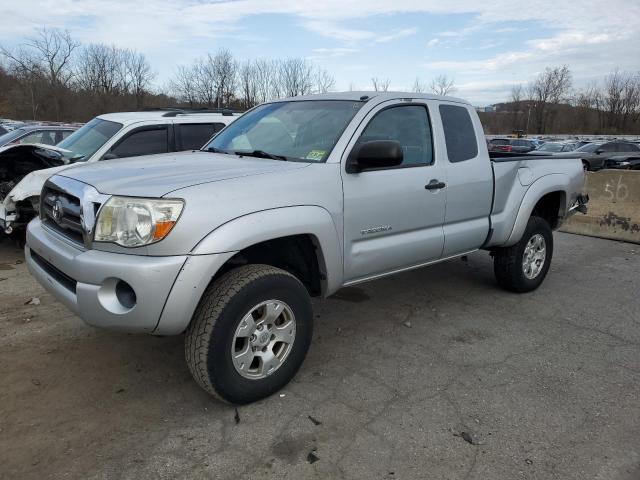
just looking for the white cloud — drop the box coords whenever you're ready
[308,47,359,59]
[374,27,418,43]
[1,0,639,105]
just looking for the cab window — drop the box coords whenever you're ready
[358,105,433,166]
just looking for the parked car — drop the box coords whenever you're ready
[529,141,580,154]
[508,138,538,153]
[0,124,78,148]
[573,141,640,170]
[25,92,587,404]
[487,137,512,152]
[1,109,240,234]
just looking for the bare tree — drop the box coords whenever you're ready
[430,74,455,96]
[509,84,524,130]
[212,49,237,107]
[238,60,259,109]
[412,78,426,93]
[527,65,572,133]
[315,68,335,94]
[275,58,314,97]
[371,77,390,92]
[122,50,154,109]
[169,65,198,106]
[1,27,79,119]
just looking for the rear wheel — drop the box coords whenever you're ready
[185,264,313,404]
[493,216,553,293]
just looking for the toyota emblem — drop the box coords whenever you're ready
[52,199,63,223]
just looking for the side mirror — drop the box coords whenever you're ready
[101,153,118,160]
[346,140,404,173]
[595,148,604,154]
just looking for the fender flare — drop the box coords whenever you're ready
[505,173,569,246]
[191,205,344,295]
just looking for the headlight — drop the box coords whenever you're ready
[94,196,184,247]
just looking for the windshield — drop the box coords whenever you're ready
[205,100,364,162]
[0,128,28,146]
[575,143,598,153]
[56,118,122,161]
[538,143,563,152]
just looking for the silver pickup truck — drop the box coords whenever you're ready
[25,92,588,404]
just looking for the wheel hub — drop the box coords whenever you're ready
[231,300,296,380]
[522,233,546,280]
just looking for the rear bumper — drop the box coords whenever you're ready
[26,218,235,334]
[567,194,589,216]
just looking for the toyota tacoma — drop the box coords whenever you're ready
[25,92,588,404]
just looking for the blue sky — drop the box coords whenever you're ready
[1,0,639,105]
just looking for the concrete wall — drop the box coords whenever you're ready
[561,170,640,244]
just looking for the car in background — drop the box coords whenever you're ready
[573,141,640,171]
[488,138,512,153]
[509,138,539,153]
[0,125,78,148]
[531,141,580,154]
[1,109,240,234]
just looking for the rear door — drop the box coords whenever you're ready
[341,100,446,283]
[438,103,493,256]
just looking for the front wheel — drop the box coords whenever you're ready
[185,264,313,404]
[493,216,553,293]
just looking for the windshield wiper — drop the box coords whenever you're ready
[205,146,231,154]
[233,150,290,161]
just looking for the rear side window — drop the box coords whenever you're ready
[618,143,639,152]
[178,123,225,150]
[359,105,433,166]
[439,104,478,163]
[19,130,58,145]
[108,127,168,159]
[599,143,616,153]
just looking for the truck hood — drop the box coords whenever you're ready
[57,151,311,197]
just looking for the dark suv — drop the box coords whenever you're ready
[574,141,640,170]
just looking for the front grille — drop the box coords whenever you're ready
[30,250,77,293]
[41,184,85,245]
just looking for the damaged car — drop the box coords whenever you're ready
[1,109,239,235]
[0,144,70,234]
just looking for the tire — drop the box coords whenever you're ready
[185,264,313,404]
[493,216,553,293]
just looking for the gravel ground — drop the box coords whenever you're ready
[0,232,638,480]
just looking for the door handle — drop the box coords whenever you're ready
[425,179,446,190]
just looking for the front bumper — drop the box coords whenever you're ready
[26,218,234,334]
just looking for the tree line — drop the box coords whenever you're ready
[1,28,639,134]
[481,66,640,134]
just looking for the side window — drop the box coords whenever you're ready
[599,143,616,153]
[358,105,433,166]
[107,127,168,159]
[19,130,57,145]
[439,104,478,162]
[178,123,225,150]
[58,130,74,142]
[618,143,638,152]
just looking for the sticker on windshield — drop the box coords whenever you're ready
[306,150,326,161]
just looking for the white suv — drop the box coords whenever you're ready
[1,109,240,233]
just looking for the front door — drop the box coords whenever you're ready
[341,101,447,283]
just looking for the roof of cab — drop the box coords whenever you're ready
[277,91,471,105]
